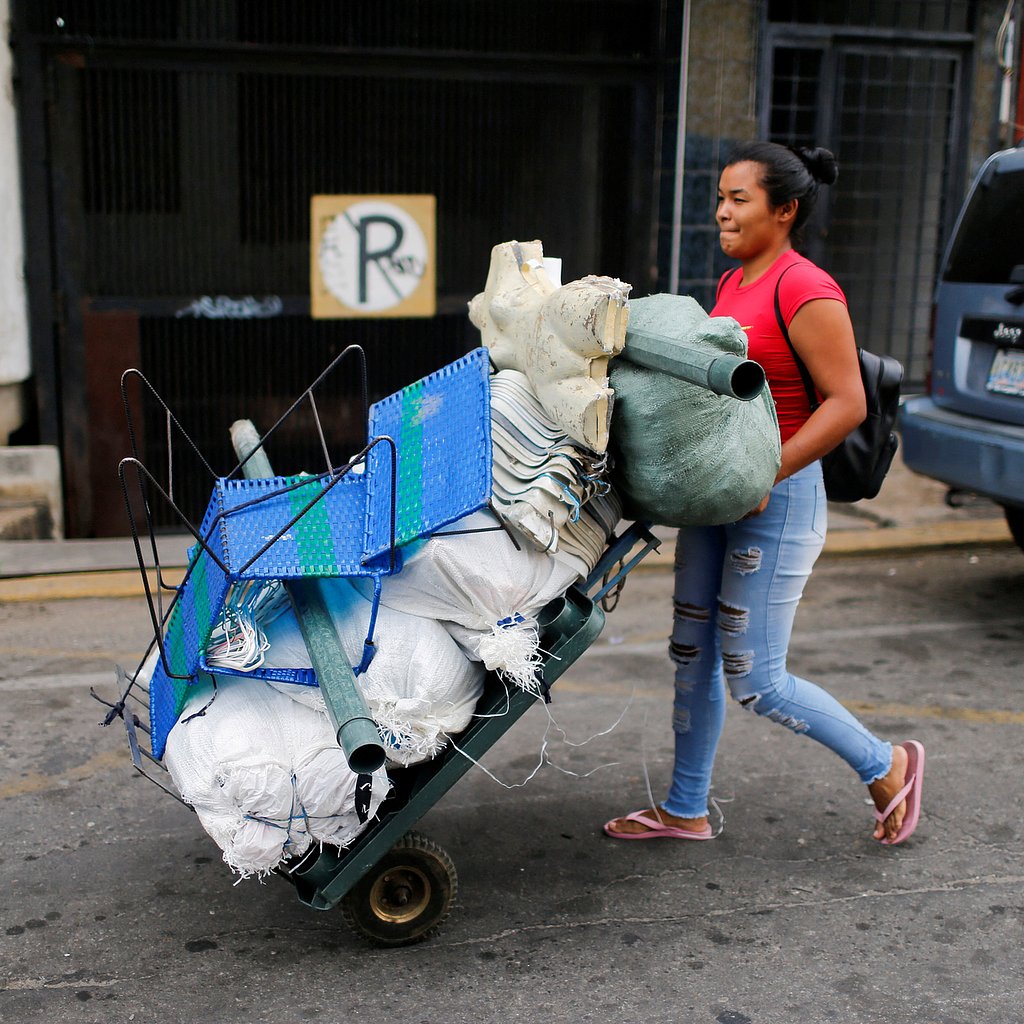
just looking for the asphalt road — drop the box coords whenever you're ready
[2,544,1023,1024]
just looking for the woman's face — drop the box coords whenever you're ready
[716,160,792,260]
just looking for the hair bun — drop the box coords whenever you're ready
[795,146,838,186]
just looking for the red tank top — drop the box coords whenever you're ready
[711,250,847,442]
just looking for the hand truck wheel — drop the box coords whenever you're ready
[340,830,458,947]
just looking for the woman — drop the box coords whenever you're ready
[604,142,924,846]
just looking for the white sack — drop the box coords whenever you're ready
[351,510,579,692]
[164,677,390,878]
[260,577,485,766]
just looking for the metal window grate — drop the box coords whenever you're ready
[82,69,181,214]
[769,48,824,142]
[769,43,961,386]
[236,0,660,55]
[28,0,662,56]
[76,67,641,299]
[30,0,179,39]
[766,0,972,32]
[138,314,480,529]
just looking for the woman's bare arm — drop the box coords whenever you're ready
[776,296,866,483]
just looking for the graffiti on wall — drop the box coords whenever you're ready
[176,295,284,319]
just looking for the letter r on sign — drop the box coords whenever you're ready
[357,215,405,305]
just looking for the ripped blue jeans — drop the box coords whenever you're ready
[663,461,892,819]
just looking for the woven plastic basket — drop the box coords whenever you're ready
[364,346,492,558]
[148,348,492,758]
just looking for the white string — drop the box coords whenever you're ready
[372,696,448,764]
[470,678,513,719]
[639,707,666,826]
[479,617,545,693]
[636,707,730,836]
[544,758,622,780]
[205,580,289,672]
[707,795,728,837]
[449,681,636,788]
[540,677,636,748]
[447,725,548,790]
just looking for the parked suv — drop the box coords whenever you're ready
[900,145,1024,551]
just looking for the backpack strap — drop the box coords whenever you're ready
[773,263,820,411]
[715,266,741,304]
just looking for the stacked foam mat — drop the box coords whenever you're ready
[489,370,622,578]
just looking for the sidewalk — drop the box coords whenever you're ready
[641,448,1012,569]
[0,449,1013,601]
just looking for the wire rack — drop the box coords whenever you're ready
[94,345,493,780]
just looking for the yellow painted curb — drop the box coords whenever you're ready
[0,567,185,603]
[0,519,1013,601]
[822,518,1013,556]
[631,517,1013,572]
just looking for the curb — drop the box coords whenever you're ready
[820,518,1013,556]
[0,567,186,603]
[632,517,1013,574]
[0,520,1013,602]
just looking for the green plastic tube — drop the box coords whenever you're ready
[230,420,386,775]
[621,328,765,401]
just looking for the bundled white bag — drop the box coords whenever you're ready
[259,577,485,765]
[164,677,390,878]
[351,509,579,692]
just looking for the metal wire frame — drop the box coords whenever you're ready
[99,344,395,774]
[120,342,370,485]
[91,664,190,805]
[116,342,372,635]
[117,433,398,676]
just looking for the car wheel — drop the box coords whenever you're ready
[1003,506,1024,553]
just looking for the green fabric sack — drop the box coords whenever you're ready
[608,294,782,527]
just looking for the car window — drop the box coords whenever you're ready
[943,165,1024,284]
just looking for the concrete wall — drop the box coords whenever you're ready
[669,0,1015,315]
[0,0,60,536]
[672,0,759,310]
[967,0,1019,184]
[0,0,30,444]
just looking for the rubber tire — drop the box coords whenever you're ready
[1005,506,1024,554]
[340,831,457,947]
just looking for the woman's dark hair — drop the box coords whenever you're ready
[725,141,838,245]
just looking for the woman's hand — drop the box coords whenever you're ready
[742,492,771,519]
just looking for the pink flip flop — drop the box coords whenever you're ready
[875,740,925,846]
[603,810,714,841]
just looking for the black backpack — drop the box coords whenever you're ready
[771,267,903,502]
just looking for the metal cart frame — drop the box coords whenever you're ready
[276,521,657,943]
[98,346,659,945]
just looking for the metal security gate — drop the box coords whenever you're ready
[764,2,974,387]
[13,1,667,536]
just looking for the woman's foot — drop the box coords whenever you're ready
[868,742,910,842]
[604,807,710,838]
